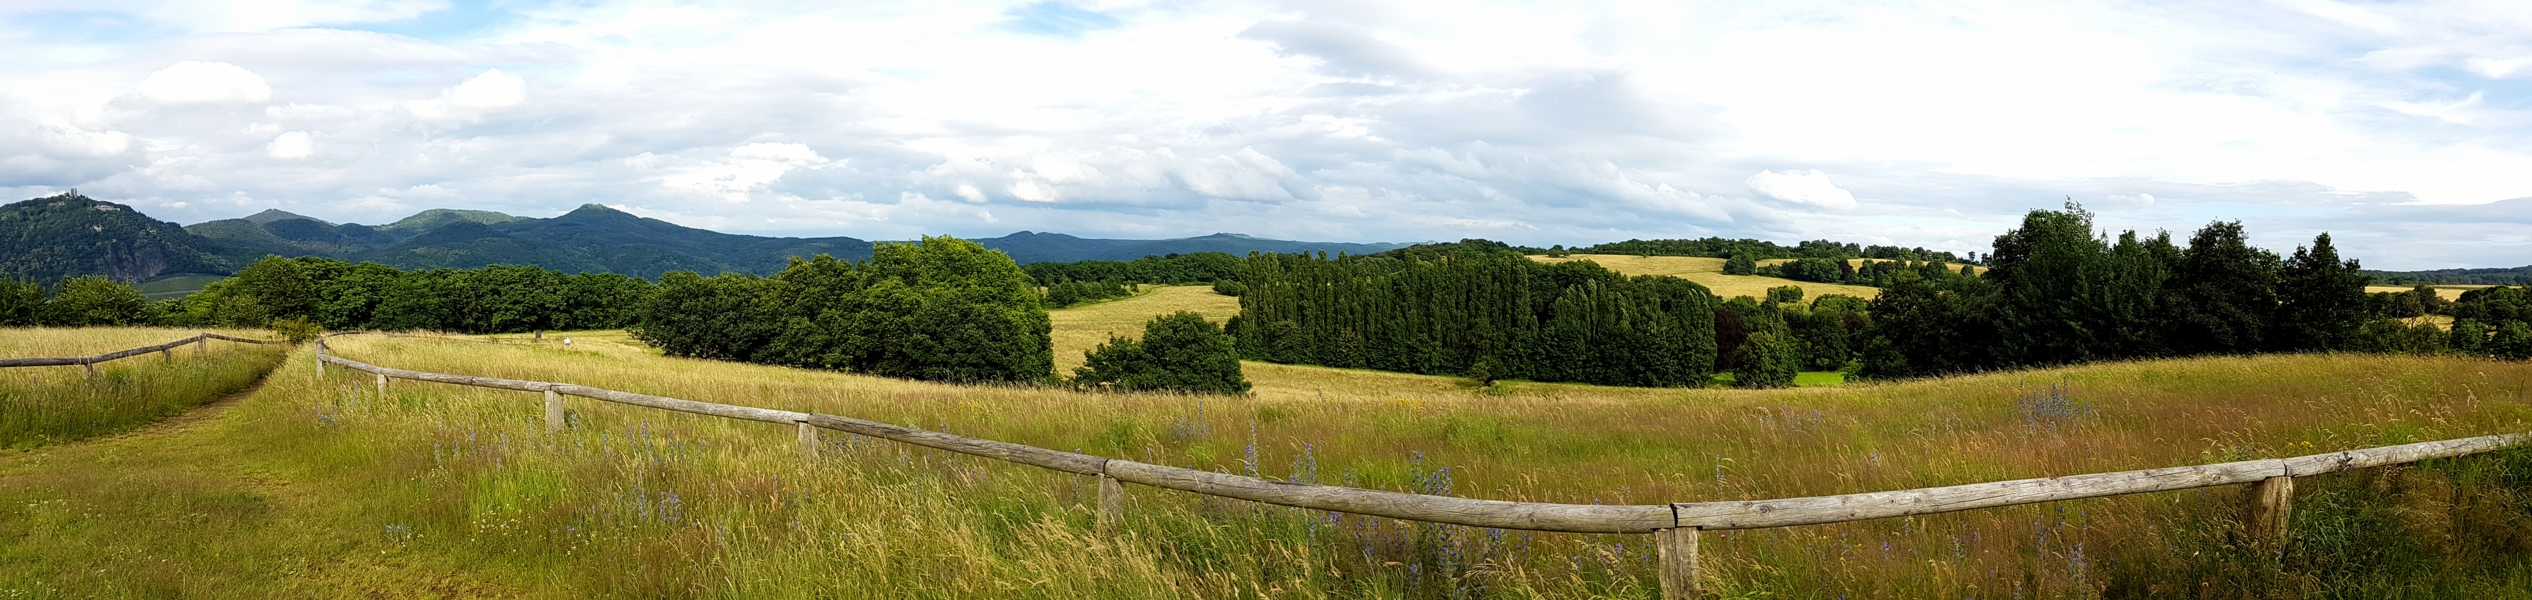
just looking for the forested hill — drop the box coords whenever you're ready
[2368,266,2532,286]
[965,231,1412,263]
[0,194,230,282]
[181,203,873,279]
[1,194,1420,284]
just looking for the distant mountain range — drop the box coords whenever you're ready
[0,194,1413,286]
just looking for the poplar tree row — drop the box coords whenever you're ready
[1226,249,1720,387]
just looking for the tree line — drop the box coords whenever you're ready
[0,258,653,333]
[1736,255,1975,288]
[1228,249,1719,387]
[1020,252,1241,286]
[1859,204,2389,378]
[1562,237,1972,265]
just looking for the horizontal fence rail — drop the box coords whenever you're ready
[0,332,290,373]
[314,335,2529,599]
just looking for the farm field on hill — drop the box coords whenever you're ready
[2365,285,2487,300]
[1529,254,1885,300]
[1047,285,1240,372]
[4,326,2530,598]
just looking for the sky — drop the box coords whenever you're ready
[2,0,2529,270]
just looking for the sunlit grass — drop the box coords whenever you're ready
[4,314,2532,597]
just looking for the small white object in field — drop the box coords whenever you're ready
[564,338,572,346]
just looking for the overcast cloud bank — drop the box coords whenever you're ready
[3,0,2529,269]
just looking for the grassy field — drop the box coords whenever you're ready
[4,312,2530,597]
[136,274,227,300]
[0,327,289,448]
[1530,254,1885,300]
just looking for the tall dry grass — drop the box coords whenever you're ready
[0,327,289,448]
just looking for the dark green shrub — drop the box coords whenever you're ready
[1072,311,1249,394]
[1211,280,1245,297]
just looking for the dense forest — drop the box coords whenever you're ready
[1228,248,1720,387]
[632,237,1055,383]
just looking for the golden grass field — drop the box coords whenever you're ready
[6,301,2532,597]
[1529,254,1887,300]
[1047,286,1241,373]
[2365,285,2490,301]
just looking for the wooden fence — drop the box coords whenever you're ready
[313,336,2527,598]
[0,332,291,378]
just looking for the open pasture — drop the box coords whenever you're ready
[1529,254,1885,300]
[5,321,2531,597]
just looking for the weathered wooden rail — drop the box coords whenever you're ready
[315,335,2527,598]
[0,332,291,377]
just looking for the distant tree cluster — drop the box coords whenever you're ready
[163,257,654,333]
[0,276,152,327]
[1567,237,1971,265]
[1758,257,1975,287]
[1858,205,2377,378]
[2367,266,2532,286]
[1021,252,1242,286]
[1043,280,1138,308]
[633,236,1054,383]
[1072,311,1249,394]
[2357,284,2532,359]
[1228,247,1719,387]
[2450,288,2532,359]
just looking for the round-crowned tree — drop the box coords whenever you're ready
[1072,311,1250,394]
[1732,330,1800,388]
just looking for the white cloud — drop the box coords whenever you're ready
[268,131,314,160]
[1745,169,1857,210]
[135,62,272,105]
[661,143,829,202]
[407,69,526,122]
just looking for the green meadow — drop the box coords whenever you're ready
[3,295,2530,597]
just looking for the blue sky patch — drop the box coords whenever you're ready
[999,2,1121,39]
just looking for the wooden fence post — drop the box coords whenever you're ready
[376,373,388,402]
[2249,476,2293,545]
[1658,527,1699,599]
[83,361,97,380]
[196,336,206,357]
[544,390,565,433]
[1097,474,1125,531]
[797,421,820,461]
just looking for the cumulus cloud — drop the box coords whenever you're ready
[268,131,314,160]
[135,62,272,105]
[1745,169,1857,210]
